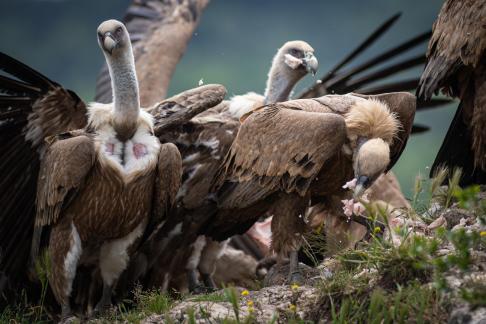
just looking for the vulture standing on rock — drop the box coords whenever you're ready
[143,40,318,292]
[0,19,225,316]
[418,0,486,185]
[207,92,416,283]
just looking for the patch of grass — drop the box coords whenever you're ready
[329,283,449,324]
[188,291,226,303]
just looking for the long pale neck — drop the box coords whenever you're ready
[263,53,303,104]
[106,48,140,140]
[263,69,296,104]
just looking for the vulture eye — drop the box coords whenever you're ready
[288,48,299,56]
[115,27,123,36]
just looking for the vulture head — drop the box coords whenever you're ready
[345,99,400,198]
[264,40,318,104]
[97,19,130,56]
[278,40,319,76]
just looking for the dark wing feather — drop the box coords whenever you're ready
[417,0,486,99]
[0,52,87,293]
[214,105,347,209]
[149,84,227,137]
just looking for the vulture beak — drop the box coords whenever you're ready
[353,175,370,199]
[303,52,318,76]
[102,32,117,55]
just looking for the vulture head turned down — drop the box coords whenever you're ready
[345,99,399,197]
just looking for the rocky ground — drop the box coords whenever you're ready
[3,178,486,323]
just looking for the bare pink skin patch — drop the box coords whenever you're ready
[133,143,148,159]
[106,143,115,155]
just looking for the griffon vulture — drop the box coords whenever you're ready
[418,0,486,185]
[206,92,415,283]
[0,19,226,315]
[142,40,318,292]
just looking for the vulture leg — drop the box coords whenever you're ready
[95,221,146,312]
[270,192,308,285]
[48,220,82,320]
[198,239,229,291]
[185,236,207,294]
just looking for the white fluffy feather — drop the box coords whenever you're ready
[228,92,264,119]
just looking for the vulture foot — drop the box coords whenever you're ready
[288,251,304,285]
[93,284,113,315]
[201,273,217,291]
[59,305,76,324]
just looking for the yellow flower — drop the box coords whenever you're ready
[291,283,300,290]
[247,300,254,307]
[289,304,297,312]
[374,226,381,233]
[248,306,254,313]
[241,289,250,296]
[480,231,486,237]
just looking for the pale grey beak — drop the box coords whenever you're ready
[102,32,117,54]
[353,175,370,199]
[303,52,318,76]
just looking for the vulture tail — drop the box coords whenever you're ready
[431,101,486,186]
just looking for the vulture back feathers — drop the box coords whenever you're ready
[417,0,486,184]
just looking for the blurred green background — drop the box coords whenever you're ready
[0,0,455,198]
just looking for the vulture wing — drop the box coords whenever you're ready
[149,84,227,137]
[215,105,347,205]
[0,52,87,291]
[417,0,486,99]
[148,143,182,237]
[35,133,95,227]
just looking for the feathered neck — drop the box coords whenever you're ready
[105,44,140,141]
[263,51,302,104]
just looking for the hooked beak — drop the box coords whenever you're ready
[353,175,370,199]
[303,52,318,76]
[102,32,117,55]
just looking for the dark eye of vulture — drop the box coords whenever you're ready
[288,48,304,58]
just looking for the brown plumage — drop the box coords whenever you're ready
[144,41,318,292]
[0,17,227,314]
[418,0,486,185]
[206,92,415,282]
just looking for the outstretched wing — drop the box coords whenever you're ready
[215,105,347,208]
[36,133,95,227]
[0,52,87,290]
[149,84,227,137]
[417,0,486,99]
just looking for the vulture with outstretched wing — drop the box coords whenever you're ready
[417,0,486,185]
[0,17,225,316]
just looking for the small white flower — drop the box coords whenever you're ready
[198,78,204,86]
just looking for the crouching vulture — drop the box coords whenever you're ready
[418,0,486,185]
[206,92,415,283]
[0,19,226,316]
[142,40,318,293]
